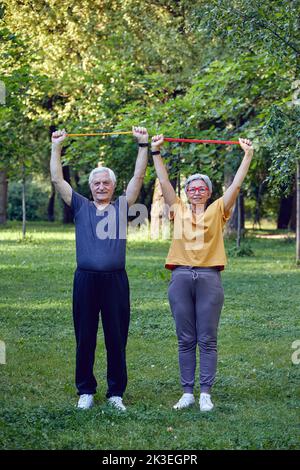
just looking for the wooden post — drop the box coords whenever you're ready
[22,164,26,240]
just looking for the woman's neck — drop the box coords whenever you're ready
[191,203,205,215]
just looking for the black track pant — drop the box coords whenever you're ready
[72,267,130,398]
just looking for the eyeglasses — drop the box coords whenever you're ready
[187,186,209,194]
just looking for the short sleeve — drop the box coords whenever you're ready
[219,196,232,223]
[71,190,88,216]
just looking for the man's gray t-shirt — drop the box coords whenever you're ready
[71,190,128,271]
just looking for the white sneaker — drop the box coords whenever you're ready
[108,396,127,412]
[199,393,214,412]
[77,394,94,409]
[173,393,195,410]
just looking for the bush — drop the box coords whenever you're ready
[8,180,51,221]
[228,242,255,257]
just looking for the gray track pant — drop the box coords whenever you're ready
[168,266,224,394]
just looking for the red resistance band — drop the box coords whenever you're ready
[164,138,239,145]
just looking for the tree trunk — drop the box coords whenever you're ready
[253,182,264,229]
[47,183,56,222]
[176,172,181,197]
[138,180,155,219]
[0,170,8,224]
[290,188,296,231]
[224,167,245,237]
[293,44,299,263]
[225,191,245,237]
[62,165,73,224]
[277,193,294,229]
[296,160,300,264]
[22,166,26,239]
[150,178,170,239]
[74,170,80,191]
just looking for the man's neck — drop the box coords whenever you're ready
[93,200,111,210]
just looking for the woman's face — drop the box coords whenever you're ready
[186,179,211,205]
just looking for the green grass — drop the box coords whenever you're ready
[0,221,299,450]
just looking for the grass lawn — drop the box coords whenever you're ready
[0,221,299,450]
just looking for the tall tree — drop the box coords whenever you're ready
[191,0,300,260]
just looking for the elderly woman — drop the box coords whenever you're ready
[151,135,253,412]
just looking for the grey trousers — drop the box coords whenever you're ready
[168,266,224,394]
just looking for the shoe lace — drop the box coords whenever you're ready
[111,396,120,403]
[178,394,193,406]
[201,394,211,405]
[179,397,188,406]
[111,396,124,407]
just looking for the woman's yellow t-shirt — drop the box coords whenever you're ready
[165,196,232,270]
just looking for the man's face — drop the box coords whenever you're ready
[90,172,115,204]
[186,179,211,205]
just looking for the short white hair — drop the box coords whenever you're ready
[184,173,212,193]
[88,167,116,186]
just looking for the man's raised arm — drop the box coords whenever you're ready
[125,126,149,207]
[50,129,72,207]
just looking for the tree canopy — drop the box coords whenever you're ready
[1,0,299,202]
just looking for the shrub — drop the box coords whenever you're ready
[8,180,51,221]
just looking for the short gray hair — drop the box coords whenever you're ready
[184,173,212,193]
[88,167,116,186]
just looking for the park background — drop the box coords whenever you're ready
[0,0,299,450]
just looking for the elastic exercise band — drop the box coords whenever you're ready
[66,131,132,137]
[66,132,239,145]
[164,138,239,145]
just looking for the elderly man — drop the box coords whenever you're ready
[50,126,149,411]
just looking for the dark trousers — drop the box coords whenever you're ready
[72,267,130,398]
